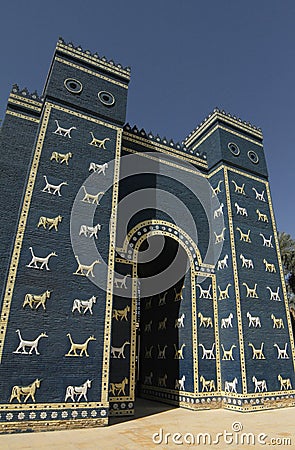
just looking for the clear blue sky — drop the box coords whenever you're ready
[0,1,294,236]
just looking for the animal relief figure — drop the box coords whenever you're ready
[266,286,281,301]
[158,374,168,387]
[111,341,130,359]
[13,329,48,355]
[65,334,96,357]
[73,256,101,277]
[23,290,51,311]
[256,209,269,223]
[114,274,130,289]
[145,346,153,359]
[263,259,276,273]
[89,162,108,175]
[144,320,152,332]
[224,377,238,393]
[200,375,215,392]
[50,151,73,165]
[174,344,185,359]
[26,247,57,270]
[112,305,130,321]
[211,180,223,197]
[213,203,224,218]
[158,292,167,306]
[72,296,97,315]
[65,379,92,402]
[197,284,212,299]
[236,227,251,243]
[252,376,267,393]
[221,313,233,328]
[89,132,110,149]
[221,344,236,360]
[198,343,216,360]
[217,254,228,270]
[53,120,76,138]
[174,285,185,301]
[175,375,186,391]
[231,180,246,195]
[248,342,265,360]
[259,233,273,248]
[271,314,284,329]
[274,343,289,359]
[158,317,167,330]
[246,311,261,328]
[198,312,213,328]
[240,254,254,269]
[109,377,129,396]
[42,175,68,196]
[218,283,231,300]
[242,282,258,298]
[175,313,185,328]
[81,186,104,205]
[157,345,167,359]
[252,187,266,202]
[79,223,101,239]
[214,227,226,244]
[144,372,153,385]
[10,379,42,403]
[278,374,292,390]
[38,215,63,231]
[235,202,248,216]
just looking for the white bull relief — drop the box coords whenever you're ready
[65,379,92,402]
[72,296,97,315]
[79,223,101,239]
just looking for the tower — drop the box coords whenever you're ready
[0,39,294,433]
[0,38,130,430]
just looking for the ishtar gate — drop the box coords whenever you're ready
[0,37,294,433]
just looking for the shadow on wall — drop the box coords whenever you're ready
[109,397,176,425]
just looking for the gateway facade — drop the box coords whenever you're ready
[0,38,294,432]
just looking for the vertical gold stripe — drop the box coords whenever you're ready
[265,182,295,371]
[224,167,247,393]
[212,275,221,391]
[0,104,51,362]
[102,129,123,404]
[191,269,198,393]
[130,262,138,400]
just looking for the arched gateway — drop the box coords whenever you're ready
[0,38,294,432]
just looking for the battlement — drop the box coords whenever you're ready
[184,107,263,148]
[6,84,43,117]
[10,84,43,103]
[123,123,208,166]
[56,37,131,81]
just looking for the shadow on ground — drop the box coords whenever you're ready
[109,397,177,425]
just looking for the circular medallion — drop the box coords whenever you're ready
[64,78,83,94]
[98,91,115,106]
[228,142,240,156]
[247,150,259,164]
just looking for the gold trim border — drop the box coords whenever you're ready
[6,110,40,123]
[55,57,128,89]
[57,42,130,80]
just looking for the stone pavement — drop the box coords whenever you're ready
[0,399,294,449]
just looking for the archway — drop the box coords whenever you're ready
[129,221,202,406]
[109,220,219,416]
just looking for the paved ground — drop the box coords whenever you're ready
[0,399,294,449]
